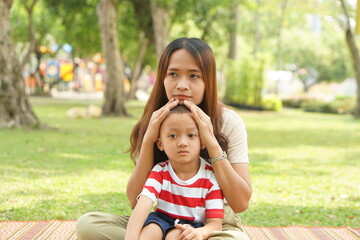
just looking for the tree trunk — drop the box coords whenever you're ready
[129,35,148,100]
[150,0,169,60]
[339,0,360,117]
[228,1,239,60]
[97,0,127,116]
[21,0,37,71]
[0,0,40,128]
[345,29,360,117]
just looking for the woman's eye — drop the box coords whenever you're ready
[169,72,177,77]
[169,134,177,138]
[190,74,200,79]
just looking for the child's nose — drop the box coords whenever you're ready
[177,136,188,147]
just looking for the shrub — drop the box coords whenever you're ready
[282,98,304,108]
[224,55,268,108]
[262,95,283,112]
[301,97,355,114]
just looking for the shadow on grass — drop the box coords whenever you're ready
[241,203,360,227]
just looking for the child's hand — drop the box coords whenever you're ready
[175,224,204,240]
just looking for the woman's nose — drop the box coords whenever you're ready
[176,77,189,90]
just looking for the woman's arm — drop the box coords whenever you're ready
[124,196,154,240]
[208,145,252,213]
[126,99,179,209]
[184,100,252,213]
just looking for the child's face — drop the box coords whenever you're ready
[164,49,205,105]
[157,113,202,164]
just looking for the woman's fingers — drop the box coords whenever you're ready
[183,100,216,149]
[159,98,178,117]
[155,98,178,118]
[183,100,206,122]
[145,99,179,142]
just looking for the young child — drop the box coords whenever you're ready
[125,105,224,240]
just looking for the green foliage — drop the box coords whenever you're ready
[301,97,356,115]
[9,0,357,86]
[171,0,234,44]
[282,98,304,108]
[262,95,283,112]
[11,0,65,48]
[224,54,267,108]
[44,0,102,56]
[281,29,353,82]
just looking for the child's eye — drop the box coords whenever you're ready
[188,133,197,138]
[169,134,177,138]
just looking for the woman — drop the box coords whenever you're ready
[76,37,252,240]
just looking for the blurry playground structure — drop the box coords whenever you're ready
[23,51,156,101]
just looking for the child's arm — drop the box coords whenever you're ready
[175,218,222,240]
[124,196,154,240]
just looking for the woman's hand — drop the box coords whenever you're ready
[183,100,217,149]
[144,98,179,143]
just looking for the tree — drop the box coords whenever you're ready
[97,0,127,116]
[339,0,360,118]
[150,0,170,60]
[128,0,154,100]
[0,0,40,128]
[228,0,239,60]
[20,0,38,71]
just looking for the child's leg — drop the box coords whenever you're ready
[165,228,182,240]
[139,223,163,240]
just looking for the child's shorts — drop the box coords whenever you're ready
[143,211,204,238]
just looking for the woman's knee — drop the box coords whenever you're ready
[76,212,102,239]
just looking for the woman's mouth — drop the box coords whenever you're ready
[173,95,191,101]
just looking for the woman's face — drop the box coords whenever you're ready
[164,49,205,105]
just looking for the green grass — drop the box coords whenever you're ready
[0,97,359,228]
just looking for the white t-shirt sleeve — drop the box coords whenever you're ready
[221,108,249,164]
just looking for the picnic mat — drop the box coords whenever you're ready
[0,220,359,240]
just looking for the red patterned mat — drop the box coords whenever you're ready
[243,225,360,240]
[0,220,359,240]
[0,221,76,240]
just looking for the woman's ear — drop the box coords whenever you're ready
[157,138,164,151]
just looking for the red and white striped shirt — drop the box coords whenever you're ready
[139,158,224,223]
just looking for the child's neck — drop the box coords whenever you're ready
[171,160,201,181]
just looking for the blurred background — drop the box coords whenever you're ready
[3,0,359,119]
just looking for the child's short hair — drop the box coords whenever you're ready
[168,105,191,114]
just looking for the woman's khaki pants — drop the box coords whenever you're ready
[76,204,250,240]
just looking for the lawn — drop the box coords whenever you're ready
[0,97,359,228]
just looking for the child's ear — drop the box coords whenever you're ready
[157,138,164,151]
